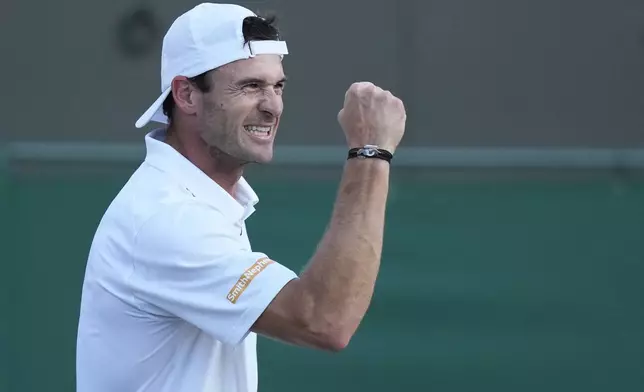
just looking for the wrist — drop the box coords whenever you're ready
[344,155,390,176]
[346,145,394,163]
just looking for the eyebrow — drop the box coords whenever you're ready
[236,76,288,86]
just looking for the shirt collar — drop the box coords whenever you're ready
[143,129,259,221]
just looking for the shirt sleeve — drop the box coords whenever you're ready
[129,200,298,345]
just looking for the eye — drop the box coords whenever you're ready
[274,82,285,94]
[243,82,261,91]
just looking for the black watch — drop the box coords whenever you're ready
[347,145,393,163]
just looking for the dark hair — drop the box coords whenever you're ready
[162,15,281,124]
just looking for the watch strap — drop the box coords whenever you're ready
[347,145,393,163]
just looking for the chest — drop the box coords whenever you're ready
[232,219,252,250]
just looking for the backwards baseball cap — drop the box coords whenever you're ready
[135,3,289,128]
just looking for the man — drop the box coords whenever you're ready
[76,2,406,392]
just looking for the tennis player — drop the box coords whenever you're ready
[75,3,406,391]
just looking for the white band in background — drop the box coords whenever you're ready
[5,143,644,168]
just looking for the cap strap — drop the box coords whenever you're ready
[248,40,288,57]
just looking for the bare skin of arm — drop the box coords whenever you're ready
[251,82,406,351]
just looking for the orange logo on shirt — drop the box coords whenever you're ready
[227,257,274,304]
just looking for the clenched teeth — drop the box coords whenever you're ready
[244,125,271,135]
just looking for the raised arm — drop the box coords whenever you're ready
[251,82,407,351]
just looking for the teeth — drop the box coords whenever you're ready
[244,125,271,135]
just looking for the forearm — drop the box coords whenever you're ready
[298,158,390,343]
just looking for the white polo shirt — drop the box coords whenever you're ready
[76,129,298,392]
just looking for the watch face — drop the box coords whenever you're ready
[358,148,377,157]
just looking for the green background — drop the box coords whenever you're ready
[2,162,643,391]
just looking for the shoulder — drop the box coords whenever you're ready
[102,162,209,234]
[133,199,241,263]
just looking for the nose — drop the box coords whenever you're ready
[258,87,283,120]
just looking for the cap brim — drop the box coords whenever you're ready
[135,87,172,128]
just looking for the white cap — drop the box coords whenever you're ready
[135,3,289,128]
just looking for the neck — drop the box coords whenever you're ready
[165,126,244,196]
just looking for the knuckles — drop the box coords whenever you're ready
[345,82,405,112]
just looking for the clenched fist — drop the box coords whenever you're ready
[338,82,406,154]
